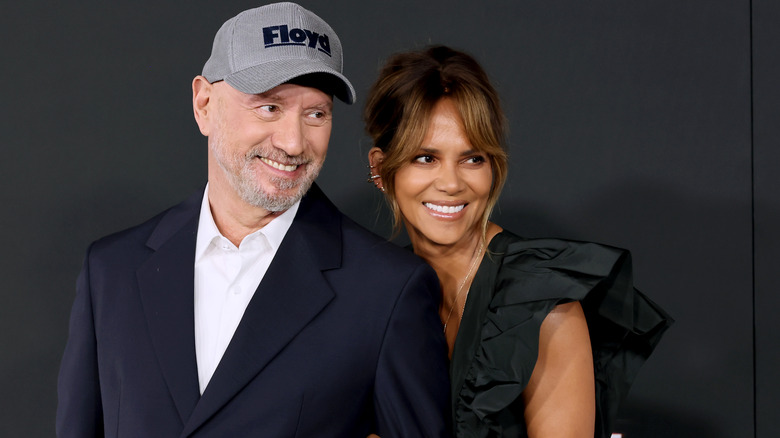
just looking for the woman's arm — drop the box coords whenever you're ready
[522,301,595,438]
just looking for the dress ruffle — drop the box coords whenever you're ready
[450,231,673,437]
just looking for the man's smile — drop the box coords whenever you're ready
[260,157,300,172]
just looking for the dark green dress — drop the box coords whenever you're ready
[449,231,673,437]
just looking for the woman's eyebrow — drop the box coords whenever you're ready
[418,147,480,157]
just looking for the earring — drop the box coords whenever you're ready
[366,165,385,192]
[366,165,380,183]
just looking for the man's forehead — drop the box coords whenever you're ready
[249,83,334,105]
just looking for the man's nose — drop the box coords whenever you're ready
[271,116,306,156]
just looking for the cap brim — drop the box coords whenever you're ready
[224,59,356,104]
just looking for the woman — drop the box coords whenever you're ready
[364,46,672,437]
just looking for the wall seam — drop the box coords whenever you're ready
[750,0,757,437]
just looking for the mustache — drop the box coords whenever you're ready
[247,147,311,166]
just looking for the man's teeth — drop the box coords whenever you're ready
[261,158,298,172]
[424,203,465,214]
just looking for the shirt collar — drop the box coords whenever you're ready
[195,184,299,261]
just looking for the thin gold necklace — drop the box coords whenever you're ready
[442,240,484,334]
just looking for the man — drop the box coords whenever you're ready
[57,3,451,437]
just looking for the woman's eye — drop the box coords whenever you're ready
[413,155,435,164]
[465,155,486,164]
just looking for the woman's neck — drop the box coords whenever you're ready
[410,222,503,355]
[410,222,501,291]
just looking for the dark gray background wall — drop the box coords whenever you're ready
[1,1,776,437]
[753,0,780,437]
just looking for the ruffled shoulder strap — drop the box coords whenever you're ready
[450,231,673,437]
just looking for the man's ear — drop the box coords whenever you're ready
[192,76,213,136]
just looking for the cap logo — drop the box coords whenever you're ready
[262,25,332,57]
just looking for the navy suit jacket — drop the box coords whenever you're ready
[57,184,451,437]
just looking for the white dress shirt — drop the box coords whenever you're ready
[193,185,298,394]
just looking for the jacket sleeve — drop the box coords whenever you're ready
[56,246,104,437]
[373,263,452,437]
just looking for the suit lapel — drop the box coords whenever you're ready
[136,192,203,426]
[181,184,341,436]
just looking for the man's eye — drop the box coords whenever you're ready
[304,110,331,125]
[260,105,279,113]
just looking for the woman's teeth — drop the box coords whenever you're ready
[424,203,465,214]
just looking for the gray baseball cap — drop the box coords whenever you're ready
[202,2,356,104]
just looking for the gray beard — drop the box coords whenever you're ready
[210,136,321,212]
[230,161,318,212]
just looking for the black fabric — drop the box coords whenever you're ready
[450,230,673,437]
